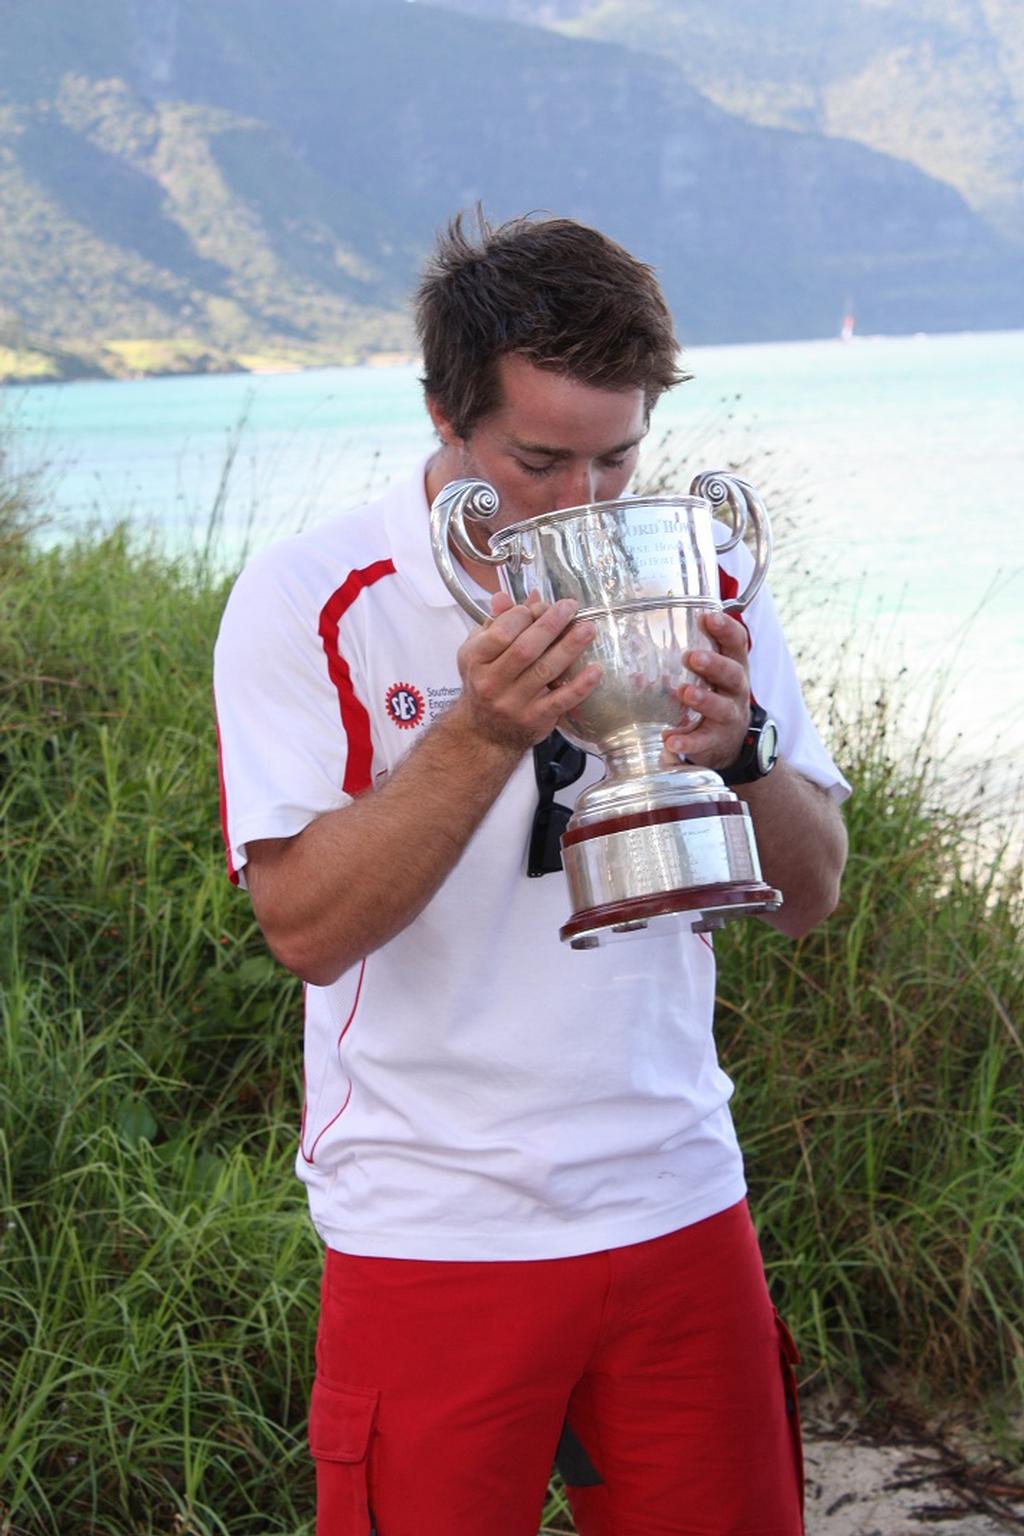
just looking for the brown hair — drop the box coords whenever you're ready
[415,210,687,438]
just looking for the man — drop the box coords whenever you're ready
[214,212,849,1536]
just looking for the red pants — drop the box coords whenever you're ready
[310,1199,803,1535]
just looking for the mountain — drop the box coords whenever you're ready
[1,0,1022,381]
[433,0,1024,249]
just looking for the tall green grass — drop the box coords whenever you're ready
[716,684,1023,1409]
[1,498,318,1533]
[1,476,1021,1533]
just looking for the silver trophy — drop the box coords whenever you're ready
[430,474,782,947]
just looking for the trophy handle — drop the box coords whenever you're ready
[429,478,507,624]
[689,472,773,614]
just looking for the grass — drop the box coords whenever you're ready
[0,343,105,387]
[100,339,245,379]
[0,348,68,385]
[0,335,347,387]
[0,448,1021,1533]
[716,683,1024,1409]
[1,479,317,1532]
[100,340,341,380]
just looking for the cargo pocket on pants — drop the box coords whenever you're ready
[308,1377,379,1535]
[773,1310,805,1521]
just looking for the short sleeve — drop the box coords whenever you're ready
[718,537,851,803]
[213,551,356,885]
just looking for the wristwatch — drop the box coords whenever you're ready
[720,703,779,786]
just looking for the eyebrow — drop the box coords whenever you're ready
[509,434,644,459]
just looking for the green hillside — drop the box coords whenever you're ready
[0,61,416,374]
[1,0,1022,382]
[439,0,1024,249]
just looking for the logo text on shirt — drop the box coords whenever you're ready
[427,685,461,721]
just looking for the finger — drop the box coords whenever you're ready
[682,647,748,698]
[469,599,567,664]
[479,598,583,676]
[678,684,739,725]
[701,608,749,661]
[663,720,734,761]
[664,699,746,762]
[489,623,601,724]
[539,663,604,730]
[523,619,598,691]
[485,590,548,630]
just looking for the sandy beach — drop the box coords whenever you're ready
[802,1396,1023,1536]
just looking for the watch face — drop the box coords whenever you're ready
[757,718,779,774]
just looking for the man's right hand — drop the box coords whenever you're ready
[453,593,602,750]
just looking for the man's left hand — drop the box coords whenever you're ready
[663,610,751,771]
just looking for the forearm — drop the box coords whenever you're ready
[246,706,521,985]
[736,761,848,937]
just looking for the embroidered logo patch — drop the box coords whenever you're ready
[385,682,425,730]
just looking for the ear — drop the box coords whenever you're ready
[426,395,460,447]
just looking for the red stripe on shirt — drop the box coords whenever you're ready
[318,559,396,796]
[300,959,366,1165]
[718,563,756,703]
[717,564,752,647]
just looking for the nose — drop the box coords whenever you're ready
[553,462,598,511]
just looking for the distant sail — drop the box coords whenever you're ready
[840,299,855,342]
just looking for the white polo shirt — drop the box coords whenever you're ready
[214,461,849,1261]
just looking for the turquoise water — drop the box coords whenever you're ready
[8,330,1024,793]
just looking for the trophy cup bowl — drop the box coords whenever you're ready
[429,473,783,947]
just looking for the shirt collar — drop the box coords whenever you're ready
[384,455,459,609]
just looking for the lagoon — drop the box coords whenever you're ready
[8,328,1024,800]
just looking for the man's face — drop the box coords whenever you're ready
[434,354,647,537]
